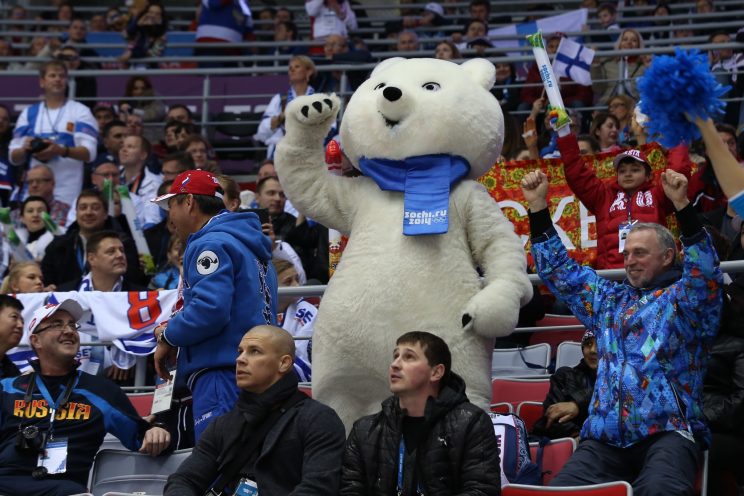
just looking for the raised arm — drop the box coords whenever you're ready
[522,170,612,327]
[275,94,362,234]
[556,131,610,214]
[662,169,723,338]
[693,116,744,214]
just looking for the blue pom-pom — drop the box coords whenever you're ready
[638,48,730,148]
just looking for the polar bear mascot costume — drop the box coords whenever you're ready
[275,57,532,428]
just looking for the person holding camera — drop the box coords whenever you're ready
[9,60,98,207]
[0,298,170,496]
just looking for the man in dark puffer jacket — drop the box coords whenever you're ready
[532,330,598,439]
[341,331,501,495]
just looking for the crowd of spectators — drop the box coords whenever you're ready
[0,0,743,494]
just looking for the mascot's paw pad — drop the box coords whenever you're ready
[296,96,336,125]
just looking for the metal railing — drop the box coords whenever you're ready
[66,258,744,389]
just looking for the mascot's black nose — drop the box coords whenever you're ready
[383,86,402,102]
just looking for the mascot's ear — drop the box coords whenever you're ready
[461,58,496,91]
[371,57,406,77]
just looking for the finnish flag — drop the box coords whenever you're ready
[553,37,595,86]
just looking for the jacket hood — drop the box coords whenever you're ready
[190,210,273,262]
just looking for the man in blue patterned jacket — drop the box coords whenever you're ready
[521,168,722,496]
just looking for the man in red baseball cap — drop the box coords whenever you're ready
[151,169,279,440]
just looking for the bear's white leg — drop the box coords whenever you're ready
[312,332,390,431]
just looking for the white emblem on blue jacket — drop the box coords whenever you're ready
[196,250,219,275]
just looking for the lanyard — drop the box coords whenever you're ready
[397,439,423,496]
[129,170,144,195]
[43,102,67,135]
[397,439,405,494]
[33,372,79,440]
[75,242,85,272]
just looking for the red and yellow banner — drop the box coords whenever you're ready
[478,142,681,268]
[327,143,689,276]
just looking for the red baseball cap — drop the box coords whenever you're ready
[613,149,650,169]
[152,169,224,210]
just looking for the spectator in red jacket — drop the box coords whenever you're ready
[556,129,692,269]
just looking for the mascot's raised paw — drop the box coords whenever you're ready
[287,93,340,127]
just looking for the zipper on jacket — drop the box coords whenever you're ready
[619,361,625,440]
[670,382,687,421]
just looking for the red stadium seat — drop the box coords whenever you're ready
[530,314,585,360]
[517,401,544,434]
[492,378,550,410]
[503,481,632,495]
[490,402,513,414]
[528,437,576,486]
[127,393,154,417]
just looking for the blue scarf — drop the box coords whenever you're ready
[359,154,469,236]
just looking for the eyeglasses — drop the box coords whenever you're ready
[35,321,81,334]
[27,178,53,185]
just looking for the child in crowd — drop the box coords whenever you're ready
[272,258,315,382]
[554,121,692,269]
[149,236,183,290]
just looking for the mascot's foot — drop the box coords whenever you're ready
[289,94,340,127]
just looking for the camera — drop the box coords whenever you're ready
[29,138,50,154]
[15,425,47,455]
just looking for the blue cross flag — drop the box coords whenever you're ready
[553,37,595,86]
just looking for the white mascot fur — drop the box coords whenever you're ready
[275,57,532,429]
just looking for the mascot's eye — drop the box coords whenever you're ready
[422,82,441,91]
[374,83,386,90]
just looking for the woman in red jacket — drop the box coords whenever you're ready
[557,132,692,269]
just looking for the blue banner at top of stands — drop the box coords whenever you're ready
[86,32,126,58]
[87,31,196,58]
[164,32,196,57]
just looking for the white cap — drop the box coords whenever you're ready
[27,299,84,335]
[424,2,444,17]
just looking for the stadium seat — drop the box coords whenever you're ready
[530,314,585,360]
[210,111,265,164]
[164,32,196,57]
[127,392,154,417]
[492,343,551,378]
[88,448,192,496]
[555,341,584,370]
[528,437,577,486]
[98,434,126,452]
[516,401,544,434]
[86,32,126,58]
[490,402,513,414]
[492,378,550,410]
[503,481,632,495]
